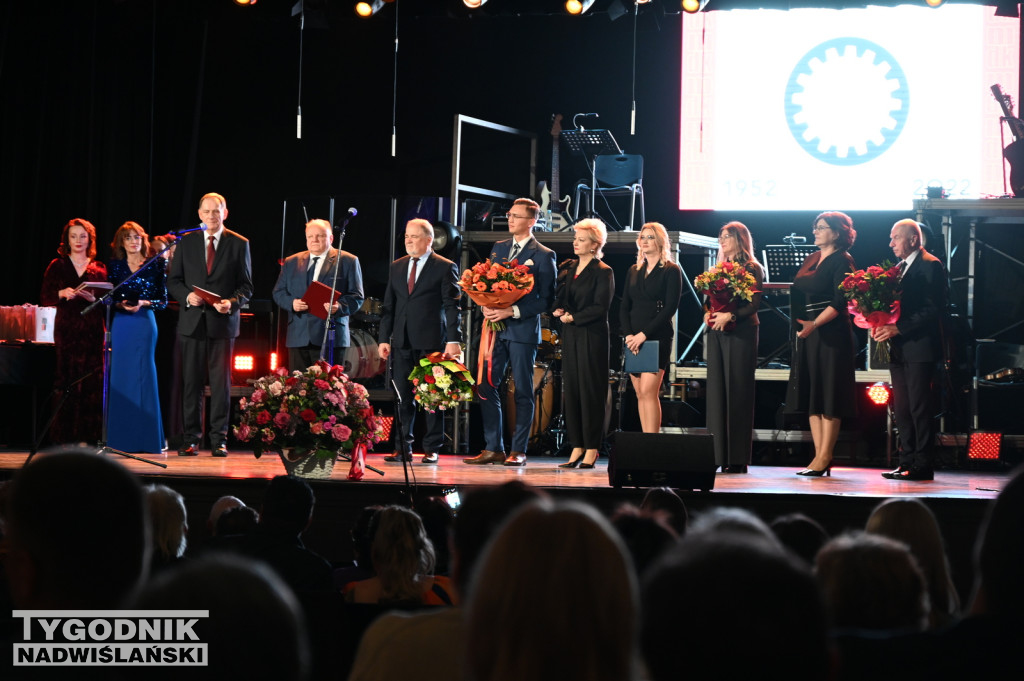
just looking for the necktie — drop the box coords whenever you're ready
[308,256,320,285]
[408,257,418,294]
[898,260,907,279]
[206,235,216,275]
[509,242,521,262]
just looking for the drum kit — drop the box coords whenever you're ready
[346,297,387,381]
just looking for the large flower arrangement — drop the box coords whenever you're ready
[234,361,385,479]
[840,261,902,362]
[409,352,475,413]
[460,257,535,385]
[694,261,759,332]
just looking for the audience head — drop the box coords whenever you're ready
[208,495,245,535]
[57,218,98,259]
[465,499,637,681]
[417,495,455,575]
[573,218,608,260]
[770,512,830,567]
[5,450,149,608]
[110,220,150,261]
[260,475,315,536]
[216,505,258,537]
[349,504,384,570]
[973,466,1024,617]
[135,553,309,681]
[642,528,830,681]
[813,211,856,251]
[370,505,436,602]
[866,498,960,627]
[145,483,188,563]
[690,506,781,549]
[609,504,678,579]
[815,531,929,633]
[639,486,688,537]
[451,481,545,595]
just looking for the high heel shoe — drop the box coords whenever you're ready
[558,458,582,469]
[578,451,600,469]
[796,466,832,477]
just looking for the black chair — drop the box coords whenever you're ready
[574,153,645,231]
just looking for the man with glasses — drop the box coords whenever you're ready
[378,219,462,464]
[465,198,557,467]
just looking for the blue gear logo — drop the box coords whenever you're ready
[785,37,909,166]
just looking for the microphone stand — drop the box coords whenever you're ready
[319,214,354,364]
[81,242,175,468]
[388,354,415,508]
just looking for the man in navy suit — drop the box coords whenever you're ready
[167,192,253,457]
[873,219,949,481]
[464,198,557,467]
[378,219,463,464]
[272,219,364,371]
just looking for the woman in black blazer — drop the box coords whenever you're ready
[705,222,764,474]
[553,219,615,469]
[620,222,683,433]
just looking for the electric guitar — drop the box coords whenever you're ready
[537,114,573,230]
[991,84,1024,197]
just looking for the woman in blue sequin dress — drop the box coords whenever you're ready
[107,221,167,452]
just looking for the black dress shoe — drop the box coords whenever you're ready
[885,467,934,481]
[384,451,412,463]
[212,443,228,458]
[881,465,909,480]
[724,464,748,474]
[178,443,198,457]
[421,452,439,464]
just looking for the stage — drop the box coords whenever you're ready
[0,447,1012,601]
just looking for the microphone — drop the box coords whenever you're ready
[336,207,358,231]
[347,207,358,218]
[783,232,807,245]
[167,223,207,238]
[572,112,600,130]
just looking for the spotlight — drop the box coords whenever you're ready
[565,0,595,15]
[234,0,257,5]
[925,0,944,7]
[431,221,462,261]
[866,382,892,407]
[270,351,280,372]
[463,0,488,7]
[682,0,710,13]
[355,0,384,18]
[233,354,255,372]
[968,432,1003,460]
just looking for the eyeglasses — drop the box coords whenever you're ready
[812,225,830,232]
[506,213,530,220]
[718,234,734,241]
[637,235,657,241]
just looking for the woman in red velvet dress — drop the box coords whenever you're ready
[39,218,107,445]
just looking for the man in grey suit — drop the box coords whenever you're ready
[378,219,462,464]
[167,192,253,457]
[272,218,364,371]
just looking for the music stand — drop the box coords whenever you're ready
[562,128,622,221]
[759,245,817,367]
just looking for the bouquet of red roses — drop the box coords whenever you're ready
[694,261,759,332]
[409,352,475,413]
[460,258,534,385]
[840,261,902,362]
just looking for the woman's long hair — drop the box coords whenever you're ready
[718,221,763,276]
[634,222,673,269]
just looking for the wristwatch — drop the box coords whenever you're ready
[729,313,737,323]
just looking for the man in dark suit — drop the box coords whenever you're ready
[272,218,364,371]
[167,192,253,457]
[377,218,462,464]
[873,219,949,481]
[464,198,556,467]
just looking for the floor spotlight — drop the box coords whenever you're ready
[866,382,892,407]
[355,0,385,18]
[968,432,1003,461]
[566,0,595,15]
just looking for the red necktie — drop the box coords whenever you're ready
[408,257,417,294]
[207,236,216,275]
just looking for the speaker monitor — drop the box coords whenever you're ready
[609,432,717,491]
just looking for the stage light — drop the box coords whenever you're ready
[925,0,945,7]
[431,220,462,261]
[968,432,1002,460]
[682,0,710,13]
[234,0,257,5]
[270,352,279,372]
[234,354,255,372]
[866,382,892,407]
[355,0,384,18]
[566,0,595,15]
[463,0,488,8]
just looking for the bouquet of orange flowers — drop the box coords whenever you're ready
[694,261,759,332]
[460,258,535,386]
[840,261,902,362]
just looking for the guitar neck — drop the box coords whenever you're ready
[992,85,1024,141]
[551,141,561,201]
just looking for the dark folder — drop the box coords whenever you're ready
[624,340,660,373]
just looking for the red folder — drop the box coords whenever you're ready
[192,286,223,306]
[303,281,342,320]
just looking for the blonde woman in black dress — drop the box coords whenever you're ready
[786,211,858,477]
[554,219,615,469]
[620,222,682,433]
[705,222,764,473]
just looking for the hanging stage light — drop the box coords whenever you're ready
[355,0,385,18]
[463,0,488,8]
[925,0,945,7]
[682,0,710,14]
[233,0,257,6]
[566,0,596,16]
